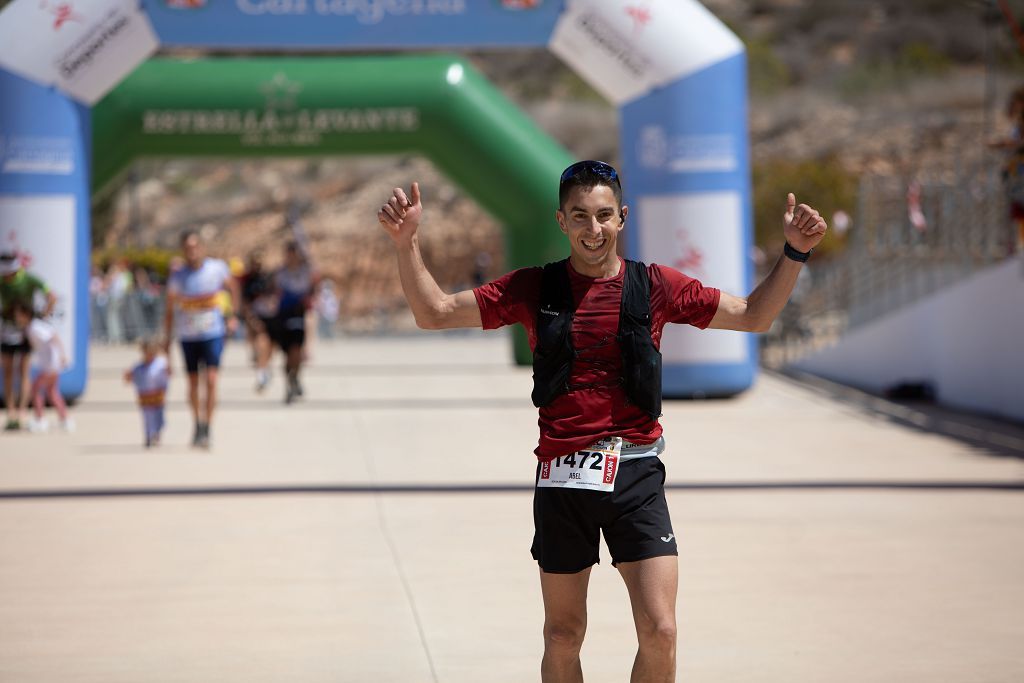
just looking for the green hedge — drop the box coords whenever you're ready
[752,155,857,257]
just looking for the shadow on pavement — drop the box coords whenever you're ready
[2,479,1022,499]
[772,368,1024,461]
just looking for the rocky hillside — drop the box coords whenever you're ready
[94,0,1024,323]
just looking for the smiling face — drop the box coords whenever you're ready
[556,183,627,278]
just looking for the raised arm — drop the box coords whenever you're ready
[377,182,482,330]
[709,193,827,333]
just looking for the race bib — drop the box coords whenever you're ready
[179,309,218,337]
[537,437,622,492]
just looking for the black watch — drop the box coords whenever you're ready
[783,242,811,263]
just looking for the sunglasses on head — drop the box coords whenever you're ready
[559,160,620,186]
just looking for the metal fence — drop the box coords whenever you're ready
[762,158,1020,366]
[90,289,166,344]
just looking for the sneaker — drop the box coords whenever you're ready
[285,384,296,405]
[191,423,203,447]
[288,373,303,399]
[60,418,76,433]
[3,418,20,432]
[196,422,210,449]
[26,417,50,433]
[145,435,153,448]
[255,369,269,394]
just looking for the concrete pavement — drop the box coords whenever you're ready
[1,332,1022,682]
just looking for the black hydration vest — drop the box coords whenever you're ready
[530,259,662,419]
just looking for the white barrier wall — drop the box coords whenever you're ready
[795,258,1024,423]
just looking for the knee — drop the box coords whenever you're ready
[638,616,677,652]
[543,619,587,655]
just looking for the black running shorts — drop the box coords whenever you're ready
[276,308,306,351]
[531,456,677,573]
[1,340,30,356]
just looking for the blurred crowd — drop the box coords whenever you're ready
[90,261,165,344]
[89,256,340,345]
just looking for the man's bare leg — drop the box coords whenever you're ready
[617,555,679,683]
[187,371,201,444]
[539,566,592,683]
[204,367,218,425]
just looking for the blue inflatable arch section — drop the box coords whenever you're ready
[0,0,753,399]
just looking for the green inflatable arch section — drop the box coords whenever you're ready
[93,55,575,363]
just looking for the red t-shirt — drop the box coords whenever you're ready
[473,258,720,460]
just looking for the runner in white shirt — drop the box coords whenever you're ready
[163,230,240,448]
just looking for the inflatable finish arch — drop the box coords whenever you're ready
[0,0,754,400]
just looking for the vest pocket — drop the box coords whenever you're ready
[620,328,662,418]
[531,311,574,408]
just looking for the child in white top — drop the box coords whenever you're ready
[124,338,170,447]
[12,302,72,433]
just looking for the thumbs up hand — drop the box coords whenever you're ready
[783,192,828,253]
[377,182,424,246]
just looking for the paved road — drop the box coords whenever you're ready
[1,332,1022,682]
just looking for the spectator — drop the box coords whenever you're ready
[90,265,109,342]
[314,278,339,340]
[134,266,163,339]
[105,260,131,344]
[1,250,56,432]
[124,337,169,448]
[11,301,72,433]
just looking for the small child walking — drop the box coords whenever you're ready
[124,338,170,447]
[11,302,73,433]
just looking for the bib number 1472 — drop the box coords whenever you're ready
[537,438,622,492]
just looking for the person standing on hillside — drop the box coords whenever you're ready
[163,231,239,448]
[377,160,827,682]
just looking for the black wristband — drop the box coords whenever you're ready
[783,242,811,263]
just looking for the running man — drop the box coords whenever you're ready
[377,161,827,682]
[274,240,316,404]
[239,249,278,393]
[1,251,56,432]
[163,230,240,448]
